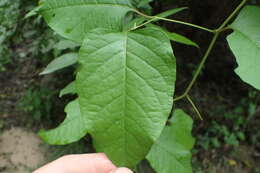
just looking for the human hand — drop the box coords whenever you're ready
[33,153,133,173]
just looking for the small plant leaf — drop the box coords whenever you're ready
[132,0,153,14]
[147,109,195,173]
[147,24,199,47]
[76,27,176,167]
[167,32,199,48]
[38,99,86,145]
[124,7,188,31]
[40,53,78,75]
[55,40,79,50]
[39,0,135,43]
[124,16,146,31]
[154,7,188,20]
[25,6,41,19]
[227,5,260,90]
[59,82,76,97]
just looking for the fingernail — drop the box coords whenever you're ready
[109,167,133,173]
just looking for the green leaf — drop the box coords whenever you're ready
[25,6,41,19]
[124,7,187,31]
[124,16,146,31]
[39,99,86,145]
[55,40,79,50]
[155,7,188,20]
[40,53,78,75]
[147,24,198,48]
[227,5,260,90]
[167,32,199,48]
[76,27,176,167]
[39,0,135,43]
[59,82,76,97]
[132,0,153,14]
[147,109,195,173]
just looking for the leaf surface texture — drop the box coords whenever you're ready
[40,0,135,42]
[147,109,195,173]
[39,99,86,145]
[227,5,260,90]
[76,28,176,167]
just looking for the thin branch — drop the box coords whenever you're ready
[217,0,249,30]
[186,95,203,120]
[134,10,215,33]
[173,32,219,102]
[153,16,215,33]
[173,0,248,102]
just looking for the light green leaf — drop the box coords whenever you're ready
[147,109,195,173]
[40,53,78,75]
[227,5,260,90]
[39,99,86,145]
[39,0,135,43]
[76,27,176,167]
[59,82,76,97]
[55,40,79,50]
[25,6,41,19]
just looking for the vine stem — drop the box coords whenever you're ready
[153,16,215,33]
[134,10,215,33]
[186,95,203,120]
[217,0,249,30]
[173,33,219,102]
[173,0,248,102]
[134,0,248,118]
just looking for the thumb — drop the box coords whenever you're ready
[110,167,133,173]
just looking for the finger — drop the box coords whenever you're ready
[33,153,116,173]
[110,167,133,173]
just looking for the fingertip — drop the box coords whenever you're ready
[96,152,109,160]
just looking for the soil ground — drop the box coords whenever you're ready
[0,127,46,173]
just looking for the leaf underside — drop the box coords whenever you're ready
[147,109,195,173]
[76,27,176,167]
[39,0,135,43]
[227,5,260,90]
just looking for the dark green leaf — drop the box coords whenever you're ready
[147,24,198,47]
[167,32,199,48]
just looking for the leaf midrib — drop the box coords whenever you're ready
[122,32,128,165]
[233,29,260,49]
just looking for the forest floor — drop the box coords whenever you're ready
[0,62,48,173]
